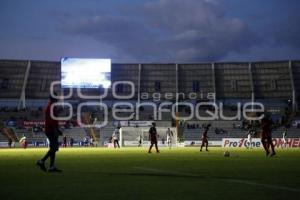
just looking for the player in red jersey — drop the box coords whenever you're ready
[36,93,63,172]
[261,116,276,157]
[148,122,160,153]
[200,124,211,152]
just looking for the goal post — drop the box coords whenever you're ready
[119,127,177,147]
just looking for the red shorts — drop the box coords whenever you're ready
[151,136,157,144]
[201,137,208,144]
[261,136,272,143]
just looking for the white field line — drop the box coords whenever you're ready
[134,167,199,177]
[134,167,300,193]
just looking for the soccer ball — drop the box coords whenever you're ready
[223,151,230,157]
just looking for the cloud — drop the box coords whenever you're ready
[272,14,300,48]
[221,6,300,62]
[58,0,260,62]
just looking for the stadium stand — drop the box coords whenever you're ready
[0,59,300,145]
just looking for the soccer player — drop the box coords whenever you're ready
[260,116,276,157]
[62,135,67,147]
[89,137,94,147]
[112,129,120,148]
[166,128,173,149]
[36,93,63,172]
[19,135,27,149]
[138,134,143,147]
[8,138,12,148]
[200,124,211,152]
[282,129,288,149]
[246,128,253,149]
[148,122,160,153]
[83,137,88,147]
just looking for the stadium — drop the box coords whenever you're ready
[1,59,300,145]
[1,59,300,199]
[1,0,300,200]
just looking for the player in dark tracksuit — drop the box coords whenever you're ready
[36,94,63,172]
[200,124,211,152]
[261,117,276,157]
[148,122,160,153]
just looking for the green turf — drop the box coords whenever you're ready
[0,147,299,200]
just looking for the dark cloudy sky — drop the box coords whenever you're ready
[0,0,300,62]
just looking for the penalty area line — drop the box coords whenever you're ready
[134,167,200,178]
[134,167,300,193]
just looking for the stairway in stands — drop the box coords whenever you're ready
[81,112,98,142]
[1,127,18,142]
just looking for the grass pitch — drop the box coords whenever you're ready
[0,147,299,200]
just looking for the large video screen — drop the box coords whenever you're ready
[61,58,111,88]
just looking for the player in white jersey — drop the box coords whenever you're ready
[166,128,173,149]
[282,129,288,149]
[246,129,253,149]
[112,129,120,148]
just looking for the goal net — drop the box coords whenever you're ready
[119,127,177,147]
